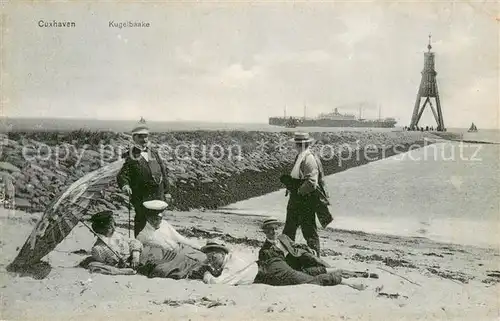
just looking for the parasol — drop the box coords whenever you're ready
[7,158,126,270]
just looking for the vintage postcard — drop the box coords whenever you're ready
[1,1,499,320]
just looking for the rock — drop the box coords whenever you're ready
[29,164,45,172]
[0,171,14,181]
[0,162,20,172]
[14,197,31,210]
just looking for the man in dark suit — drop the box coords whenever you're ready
[117,118,171,237]
[254,218,367,290]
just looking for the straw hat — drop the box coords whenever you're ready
[261,218,282,229]
[143,200,168,212]
[200,241,229,254]
[131,117,149,135]
[289,132,314,143]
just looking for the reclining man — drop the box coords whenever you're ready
[137,238,258,285]
[254,218,367,290]
[134,200,257,285]
[199,241,258,286]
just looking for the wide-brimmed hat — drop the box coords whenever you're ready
[289,132,315,144]
[132,117,149,135]
[261,218,283,229]
[200,241,229,254]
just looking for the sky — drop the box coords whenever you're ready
[3,1,499,129]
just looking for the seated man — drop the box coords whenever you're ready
[254,218,367,290]
[199,241,258,286]
[87,210,143,275]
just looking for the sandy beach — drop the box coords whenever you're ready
[1,206,499,321]
[1,130,499,321]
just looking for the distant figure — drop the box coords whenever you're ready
[117,118,171,237]
[254,218,366,290]
[0,173,15,209]
[282,132,332,256]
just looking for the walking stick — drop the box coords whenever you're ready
[128,193,131,238]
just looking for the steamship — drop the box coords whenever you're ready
[269,106,397,128]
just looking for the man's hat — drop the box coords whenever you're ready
[289,132,315,144]
[261,217,282,229]
[89,210,114,225]
[200,241,229,254]
[131,117,149,135]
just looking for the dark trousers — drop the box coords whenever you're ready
[131,189,166,237]
[255,258,341,286]
[132,203,148,237]
[283,193,320,256]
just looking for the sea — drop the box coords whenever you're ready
[2,117,499,248]
[0,117,439,133]
[219,128,500,249]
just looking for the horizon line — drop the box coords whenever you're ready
[1,116,498,131]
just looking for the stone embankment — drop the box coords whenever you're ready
[0,130,435,212]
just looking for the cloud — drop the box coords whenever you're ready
[217,64,263,84]
[3,2,498,127]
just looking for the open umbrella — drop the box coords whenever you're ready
[7,158,126,270]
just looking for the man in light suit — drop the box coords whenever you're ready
[282,132,332,256]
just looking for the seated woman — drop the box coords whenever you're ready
[87,210,143,275]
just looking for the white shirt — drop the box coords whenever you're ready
[291,148,311,179]
[136,221,201,262]
[290,148,319,191]
[203,252,258,286]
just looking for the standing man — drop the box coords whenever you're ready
[282,132,332,257]
[117,118,171,237]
